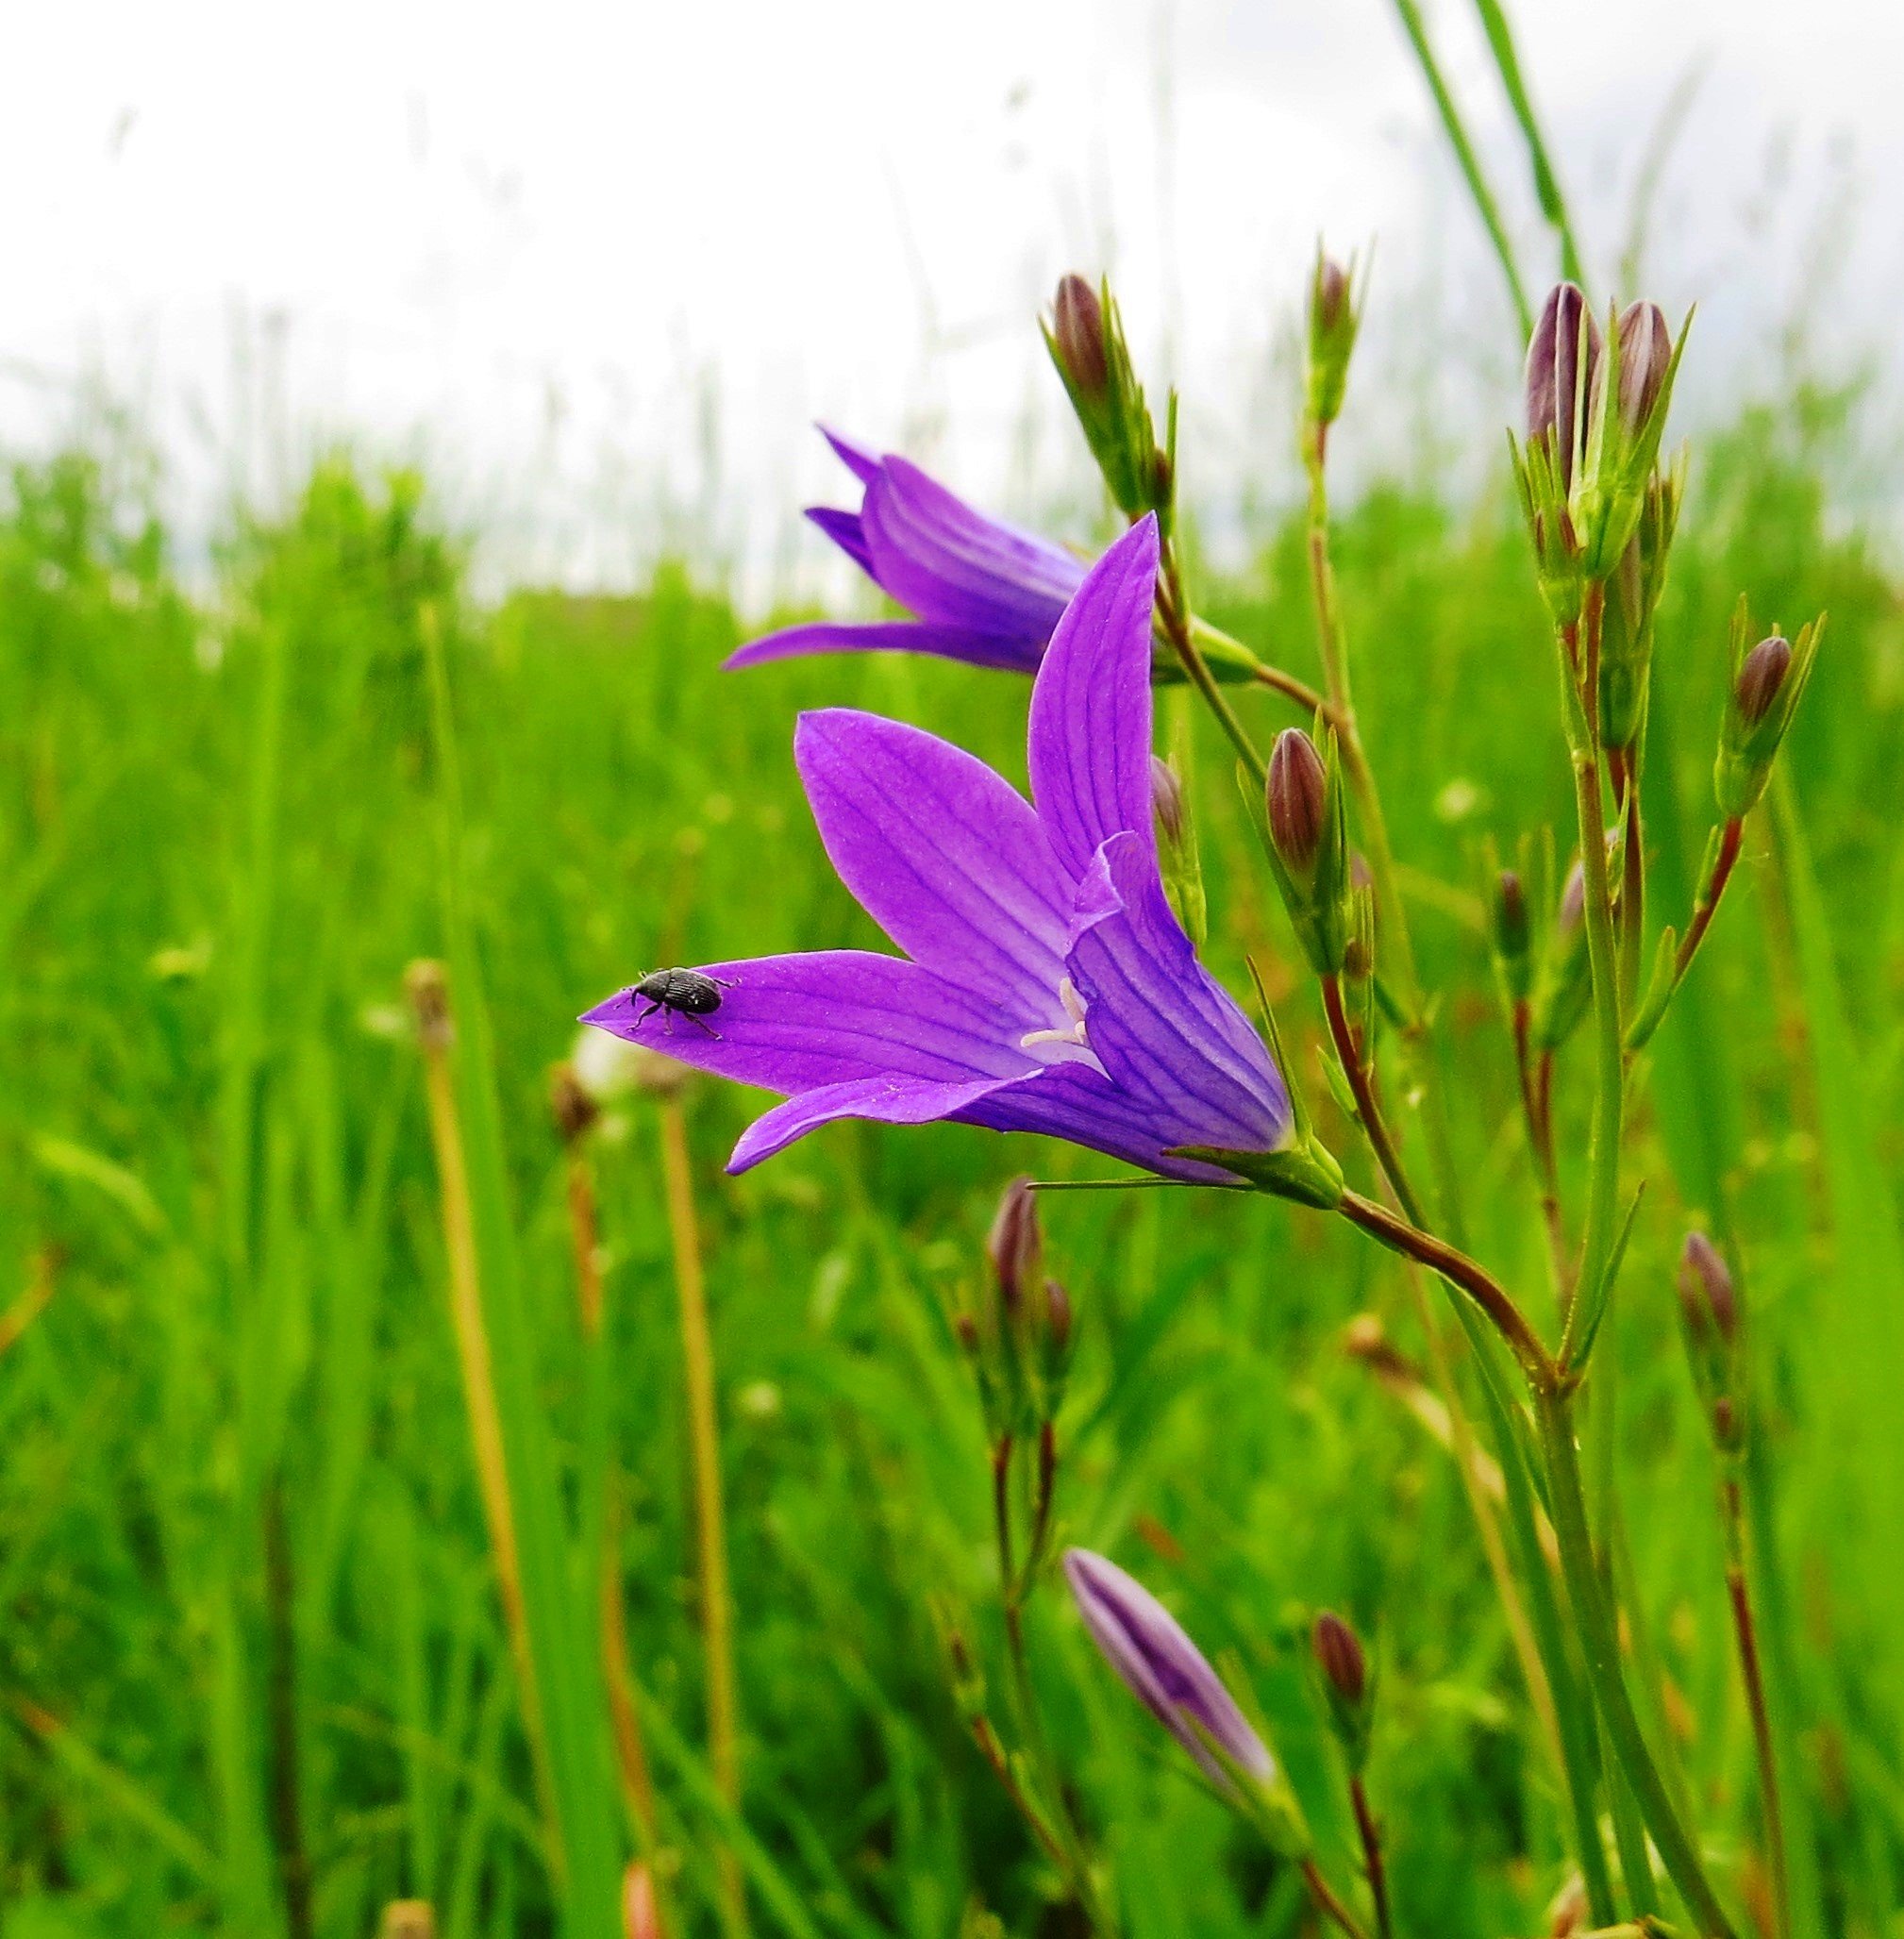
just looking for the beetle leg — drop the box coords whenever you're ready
[689,1014,723,1039]
[635,1000,661,1024]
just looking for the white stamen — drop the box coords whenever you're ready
[1020,976,1090,1051]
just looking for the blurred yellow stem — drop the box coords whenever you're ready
[659,1095,746,1936]
[410,966,560,1868]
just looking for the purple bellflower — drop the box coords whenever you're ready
[587,518,1293,1183]
[1063,1547,1275,1794]
[725,427,1088,674]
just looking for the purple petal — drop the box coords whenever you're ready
[957,1061,1251,1185]
[1066,833,1291,1154]
[795,709,1072,1002]
[805,504,873,577]
[725,620,1044,674]
[1027,517,1161,879]
[819,424,882,486]
[860,456,1084,637]
[728,1071,1013,1172]
[1063,1548,1274,1789]
[580,952,1027,1094]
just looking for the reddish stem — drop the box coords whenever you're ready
[1675,817,1745,983]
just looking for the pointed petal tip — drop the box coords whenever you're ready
[817,423,882,485]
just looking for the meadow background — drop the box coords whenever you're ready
[8,5,1904,1938]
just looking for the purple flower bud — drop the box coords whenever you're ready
[1149,754,1188,846]
[1314,257,1350,336]
[1614,300,1673,437]
[1268,729,1328,877]
[1524,282,1601,490]
[1735,635,1793,728]
[1043,1278,1074,1356]
[1052,275,1110,403]
[1311,1611,1367,1706]
[1064,1548,1274,1791]
[1557,859,1586,936]
[1679,1231,1738,1343]
[1494,871,1529,961]
[987,1176,1042,1316]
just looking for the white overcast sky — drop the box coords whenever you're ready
[5,0,1902,589]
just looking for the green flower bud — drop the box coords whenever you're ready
[1529,859,1592,1051]
[1488,868,1534,1007]
[1598,455,1684,751]
[1304,246,1365,443]
[1677,1231,1745,1453]
[1263,726,1352,977]
[1051,275,1109,403]
[1044,274,1170,520]
[1714,608,1824,820]
[1311,1611,1375,1773]
[1573,295,1689,579]
[1152,754,1208,946]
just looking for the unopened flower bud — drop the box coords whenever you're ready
[1152,754,1207,944]
[1679,1231,1738,1344]
[1262,725,1351,978]
[1525,282,1600,490]
[987,1176,1042,1317]
[1311,1611,1366,1704]
[1311,1610,1375,1773]
[1735,635,1792,728]
[1051,275,1110,403]
[1613,300,1672,437]
[1315,259,1349,334]
[1044,1278,1074,1357]
[1149,754,1187,844]
[1676,1230,1745,1451]
[1066,1548,1305,1847]
[1268,730,1328,878]
[1530,859,1592,1051]
[1305,247,1364,442]
[1490,869,1533,1005]
[1716,611,1823,819]
[1044,276,1162,518]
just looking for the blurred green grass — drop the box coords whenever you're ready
[3,393,1903,1937]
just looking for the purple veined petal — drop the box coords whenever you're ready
[1065,833,1291,1154]
[728,1070,1015,1173]
[1064,1548,1275,1791]
[795,708,1073,1003]
[580,952,1029,1095]
[860,456,1085,638]
[1028,517,1161,879]
[805,504,874,577]
[819,424,882,487]
[958,1061,1252,1185]
[725,620,1044,674]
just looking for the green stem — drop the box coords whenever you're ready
[1323,974,1425,1229]
[1469,0,1586,283]
[1336,1190,1552,1391]
[1350,1777,1395,1939]
[991,1435,1117,1935]
[1720,1475,1790,1939]
[1536,1388,1739,1938]
[1155,539,1267,791]
[1560,591,1626,1371]
[1386,0,1534,336]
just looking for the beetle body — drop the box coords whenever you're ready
[629,967,730,1036]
